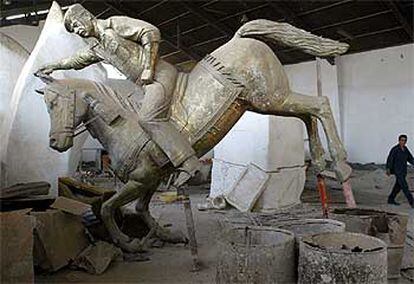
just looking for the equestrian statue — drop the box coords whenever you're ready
[35,4,352,252]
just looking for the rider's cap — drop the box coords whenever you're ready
[64,4,94,32]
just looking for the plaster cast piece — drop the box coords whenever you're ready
[36,13,351,251]
[0,2,107,190]
[0,33,28,128]
[0,33,29,187]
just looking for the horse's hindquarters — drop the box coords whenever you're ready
[211,37,290,107]
[170,37,290,156]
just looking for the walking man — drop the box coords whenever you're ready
[386,134,414,208]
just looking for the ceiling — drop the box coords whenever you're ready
[1,0,413,67]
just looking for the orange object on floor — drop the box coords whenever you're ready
[317,174,329,218]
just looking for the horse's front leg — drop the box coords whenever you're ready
[101,180,146,252]
[135,186,187,244]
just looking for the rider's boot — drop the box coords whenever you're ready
[173,155,201,188]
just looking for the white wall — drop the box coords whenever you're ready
[337,44,414,164]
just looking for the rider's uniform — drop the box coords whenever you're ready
[58,16,196,166]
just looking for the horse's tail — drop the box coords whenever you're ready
[235,19,349,57]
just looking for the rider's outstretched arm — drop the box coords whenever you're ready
[37,47,103,74]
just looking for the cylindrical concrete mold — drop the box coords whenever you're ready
[277,218,345,239]
[216,226,295,284]
[299,232,387,284]
[332,207,408,279]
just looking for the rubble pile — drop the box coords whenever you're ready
[0,178,143,283]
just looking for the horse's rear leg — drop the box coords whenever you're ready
[280,92,351,182]
[298,114,326,172]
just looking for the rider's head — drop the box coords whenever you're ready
[64,4,96,38]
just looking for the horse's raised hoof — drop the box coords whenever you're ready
[334,161,352,183]
[319,169,337,180]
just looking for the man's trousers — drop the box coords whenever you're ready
[388,174,414,206]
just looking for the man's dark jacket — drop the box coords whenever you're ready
[386,145,414,176]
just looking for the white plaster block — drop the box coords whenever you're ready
[253,166,306,212]
[211,111,306,211]
[214,111,270,169]
[268,116,305,168]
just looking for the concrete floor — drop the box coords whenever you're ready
[36,169,414,283]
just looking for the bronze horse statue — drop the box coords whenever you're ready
[36,19,352,252]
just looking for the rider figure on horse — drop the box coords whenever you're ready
[37,4,200,186]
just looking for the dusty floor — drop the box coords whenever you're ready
[36,168,414,283]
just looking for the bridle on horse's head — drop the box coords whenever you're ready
[35,73,98,139]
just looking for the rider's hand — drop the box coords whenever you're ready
[141,69,154,85]
[36,65,55,75]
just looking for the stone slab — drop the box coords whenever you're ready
[31,209,89,271]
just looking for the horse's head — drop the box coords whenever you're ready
[36,75,85,152]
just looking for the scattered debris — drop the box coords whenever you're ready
[72,241,122,274]
[0,181,50,199]
[197,195,226,211]
[0,209,35,283]
[158,191,186,203]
